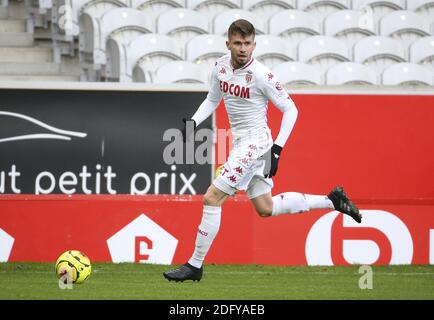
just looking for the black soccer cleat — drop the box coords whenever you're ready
[328,186,362,223]
[163,263,203,282]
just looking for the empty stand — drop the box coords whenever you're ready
[352,0,405,32]
[106,33,182,82]
[324,10,376,47]
[326,61,378,84]
[406,0,434,23]
[188,0,241,20]
[380,10,431,49]
[353,36,406,74]
[213,9,265,35]
[298,35,350,76]
[149,60,208,83]
[185,34,227,69]
[52,0,93,63]
[79,7,153,80]
[297,0,351,22]
[242,0,295,21]
[254,35,295,69]
[132,0,184,31]
[157,8,209,55]
[272,61,321,85]
[382,62,434,85]
[410,36,434,70]
[269,10,320,48]
[25,0,52,32]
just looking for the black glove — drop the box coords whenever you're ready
[264,144,282,178]
[181,118,196,143]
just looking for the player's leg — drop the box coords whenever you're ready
[247,179,361,222]
[163,184,230,282]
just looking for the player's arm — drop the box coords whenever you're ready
[181,66,222,142]
[191,66,222,126]
[259,73,298,177]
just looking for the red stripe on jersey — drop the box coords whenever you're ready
[241,57,254,70]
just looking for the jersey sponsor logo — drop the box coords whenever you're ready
[219,81,250,99]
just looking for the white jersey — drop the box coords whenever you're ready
[206,53,295,134]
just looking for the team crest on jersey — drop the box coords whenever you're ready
[245,71,253,83]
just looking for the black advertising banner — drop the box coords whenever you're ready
[0,89,213,195]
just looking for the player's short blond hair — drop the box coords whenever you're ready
[228,19,255,40]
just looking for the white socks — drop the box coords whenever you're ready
[188,205,221,269]
[272,192,334,216]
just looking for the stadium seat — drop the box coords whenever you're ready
[185,34,227,69]
[382,62,434,85]
[77,1,130,80]
[148,61,208,84]
[324,10,376,47]
[406,0,434,24]
[298,36,350,74]
[79,8,153,81]
[157,9,209,55]
[352,0,405,32]
[25,0,52,32]
[380,10,431,49]
[52,0,95,63]
[213,9,265,35]
[272,62,321,85]
[242,0,295,21]
[131,0,184,30]
[80,0,129,16]
[353,36,406,74]
[105,34,182,82]
[410,37,434,71]
[187,0,241,20]
[268,10,320,49]
[297,0,351,22]
[254,35,295,69]
[326,62,378,84]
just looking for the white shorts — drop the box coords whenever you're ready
[213,127,274,199]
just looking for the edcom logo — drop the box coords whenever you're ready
[305,210,413,265]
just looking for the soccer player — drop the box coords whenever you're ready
[163,19,362,282]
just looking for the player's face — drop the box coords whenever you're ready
[226,33,256,69]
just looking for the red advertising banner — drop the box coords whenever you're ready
[216,94,434,200]
[0,195,432,265]
[1,93,433,265]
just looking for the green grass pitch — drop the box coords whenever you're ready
[0,263,432,300]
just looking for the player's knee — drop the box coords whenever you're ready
[203,189,220,206]
[255,206,272,217]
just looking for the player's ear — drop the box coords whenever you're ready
[226,40,230,50]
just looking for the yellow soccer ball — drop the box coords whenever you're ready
[55,250,91,284]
